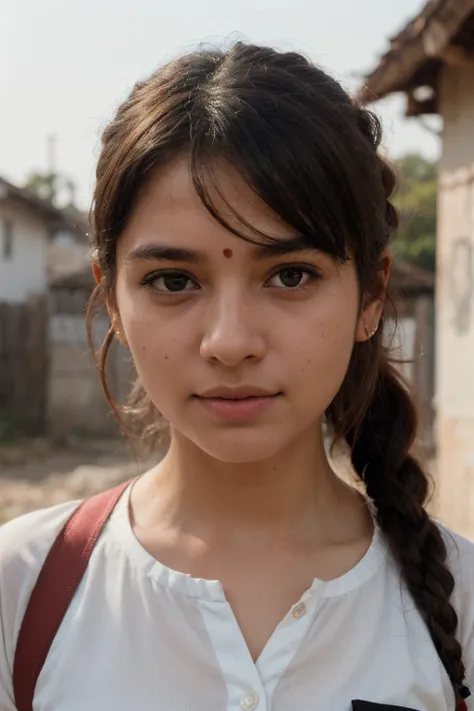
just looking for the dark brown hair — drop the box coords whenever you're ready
[87,41,468,702]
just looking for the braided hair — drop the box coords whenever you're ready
[329,110,469,705]
[87,41,470,705]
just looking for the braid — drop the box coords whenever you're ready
[346,360,467,701]
[332,106,469,703]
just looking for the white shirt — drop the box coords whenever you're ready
[1,483,474,711]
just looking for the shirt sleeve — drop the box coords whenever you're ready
[0,502,79,710]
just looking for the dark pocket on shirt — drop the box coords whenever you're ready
[352,702,419,711]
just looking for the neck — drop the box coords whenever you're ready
[140,423,365,543]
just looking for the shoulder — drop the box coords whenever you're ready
[0,501,80,649]
[0,499,81,576]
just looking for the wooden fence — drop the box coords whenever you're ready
[0,298,49,436]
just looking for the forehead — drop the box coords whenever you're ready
[120,158,295,252]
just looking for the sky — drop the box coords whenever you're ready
[2,0,441,209]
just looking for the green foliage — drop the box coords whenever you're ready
[25,171,79,210]
[391,153,437,273]
[25,172,56,202]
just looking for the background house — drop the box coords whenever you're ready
[48,209,90,281]
[0,177,60,303]
[390,259,435,452]
[0,177,88,436]
[49,267,131,440]
[0,177,88,302]
[359,0,474,536]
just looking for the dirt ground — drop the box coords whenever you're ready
[0,438,161,524]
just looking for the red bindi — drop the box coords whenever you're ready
[223,248,233,259]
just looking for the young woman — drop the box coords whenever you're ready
[1,42,473,711]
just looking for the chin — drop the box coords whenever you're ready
[186,425,290,464]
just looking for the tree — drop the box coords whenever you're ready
[25,172,56,202]
[391,154,437,273]
[24,171,79,211]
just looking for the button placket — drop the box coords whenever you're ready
[198,598,268,711]
[255,585,323,700]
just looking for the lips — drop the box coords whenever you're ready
[194,386,281,421]
[196,385,279,400]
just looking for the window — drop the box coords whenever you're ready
[2,219,13,259]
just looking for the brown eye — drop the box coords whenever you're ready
[162,274,191,292]
[269,267,309,289]
[143,270,198,293]
[277,267,305,288]
[266,265,322,290]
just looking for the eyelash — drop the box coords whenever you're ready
[141,265,323,297]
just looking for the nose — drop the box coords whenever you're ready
[199,288,266,366]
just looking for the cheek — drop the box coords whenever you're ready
[291,316,354,374]
[283,293,357,402]
[116,291,188,398]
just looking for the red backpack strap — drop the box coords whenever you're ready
[13,478,132,711]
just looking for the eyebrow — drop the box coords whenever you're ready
[253,235,320,258]
[126,245,201,263]
[126,235,320,264]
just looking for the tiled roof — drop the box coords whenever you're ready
[357,0,474,104]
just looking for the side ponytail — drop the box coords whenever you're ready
[345,358,468,702]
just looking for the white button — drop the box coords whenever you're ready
[292,602,307,619]
[241,690,259,710]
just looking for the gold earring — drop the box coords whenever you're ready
[365,323,379,340]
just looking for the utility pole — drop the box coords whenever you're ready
[46,133,58,204]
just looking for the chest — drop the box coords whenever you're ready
[134,526,373,664]
[35,565,455,711]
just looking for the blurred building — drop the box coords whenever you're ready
[49,267,131,440]
[0,176,88,435]
[390,259,435,453]
[0,177,86,303]
[359,0,474,536]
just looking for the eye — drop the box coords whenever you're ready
[142,270,198,293]
[267,266,318,289]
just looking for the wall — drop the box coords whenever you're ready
[0,298,48,435]
[390,294,435,452]
[48,310,133,439]
[435,64,474,538]
[0,200,48,302]
[48,230,90,279]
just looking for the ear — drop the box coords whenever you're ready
[355,252,391,343]
[92,262,129,348]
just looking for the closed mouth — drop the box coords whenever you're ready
[195,387,281,400]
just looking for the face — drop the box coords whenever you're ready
[109,159,381,463]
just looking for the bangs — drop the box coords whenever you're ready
[187,94,360,262]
